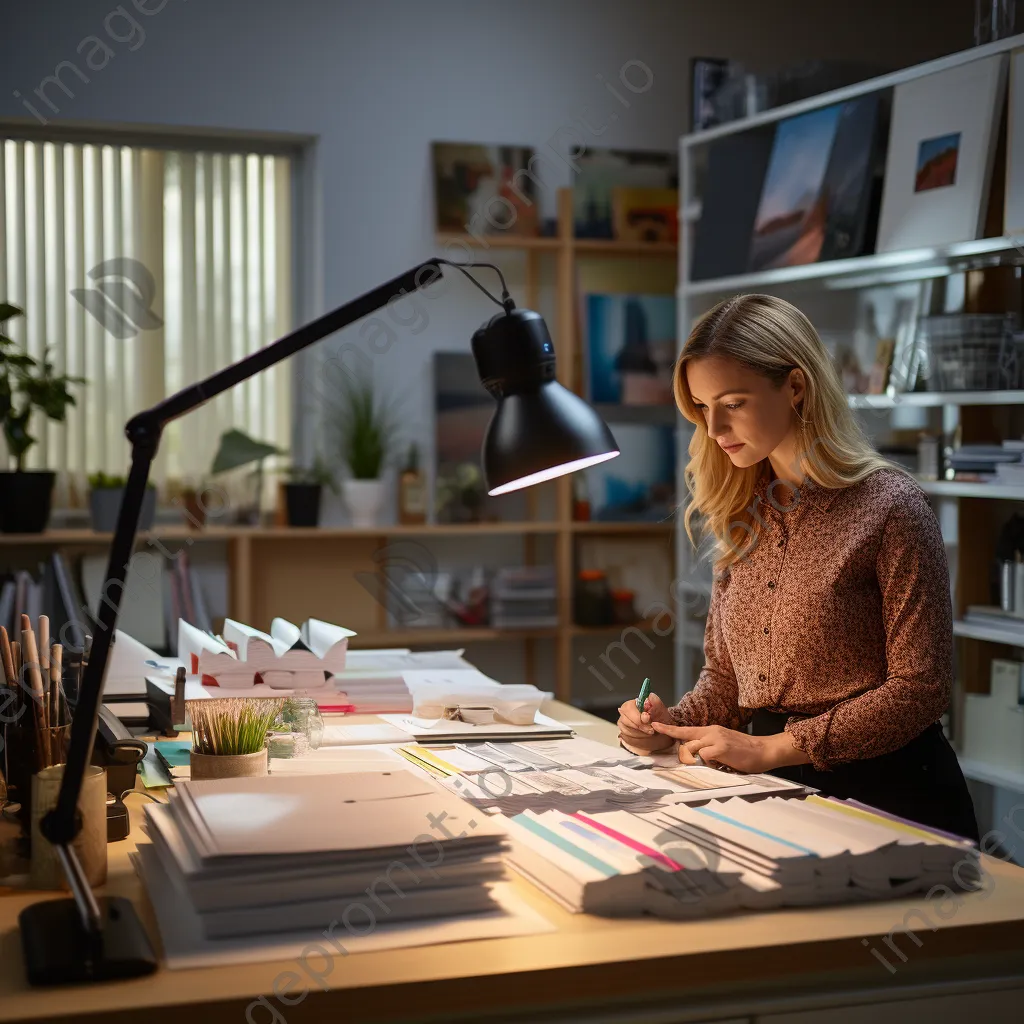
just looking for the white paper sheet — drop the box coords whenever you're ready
[320,723,412,746]
[134,847,554,969]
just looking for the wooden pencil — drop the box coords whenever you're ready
[38,614,50,734]
[50,643,63,764]
[20,614,48,770]
[0,625,15,692]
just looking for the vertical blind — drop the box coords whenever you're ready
[0,138,292,502]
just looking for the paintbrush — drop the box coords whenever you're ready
[20,613,48,770]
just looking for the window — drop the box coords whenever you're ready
[0,136,293,504]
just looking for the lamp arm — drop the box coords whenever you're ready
[40,258,443,864]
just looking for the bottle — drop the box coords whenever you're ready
[398,444,427,525]
[572,473,591,521]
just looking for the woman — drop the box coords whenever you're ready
[618,293,978,842]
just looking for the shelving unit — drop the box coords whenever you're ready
[439,187,679,702]
[1,189,678,702]
[674,35,1024,793]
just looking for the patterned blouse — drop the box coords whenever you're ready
[670,467,953,771]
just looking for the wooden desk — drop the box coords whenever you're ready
[2,702,1024,1023]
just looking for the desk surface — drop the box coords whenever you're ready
[2,702,1024,1024]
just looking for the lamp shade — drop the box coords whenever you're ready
[471,307,619,495]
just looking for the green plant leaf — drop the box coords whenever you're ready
[0,303,24,325]
[210,428,284,475]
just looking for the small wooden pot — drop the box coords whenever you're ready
[190,748,269,781]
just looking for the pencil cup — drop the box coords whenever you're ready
[30,764,108,890]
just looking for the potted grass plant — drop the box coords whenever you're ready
[328,372,398,528]
[186,696,285,780]
[0,303,84,533]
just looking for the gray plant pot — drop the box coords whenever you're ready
[89,486,157,532]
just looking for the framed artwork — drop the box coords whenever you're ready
[875,54,1007,253]
[816,92,887,262]
[431,142,539,237]
[573,149,677,239]
[746,93,885,273]
[584,293,676,406]
[585,423,676,521]
[691,57,730,132]
[690,124,776,281]
[1005,48,1024,237]
[748,103,845,272]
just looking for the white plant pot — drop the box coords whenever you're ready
[343,478,386,528]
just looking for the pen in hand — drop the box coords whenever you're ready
[635,677,651,716]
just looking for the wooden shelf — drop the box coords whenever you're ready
[571,238,677,257]
[567,618,661,637]
[436,233,676,258]
[570,520,676,534]
[0,521,563,545]
[436,232,560,250]
[349,626,559,646]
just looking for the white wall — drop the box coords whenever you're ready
[1,0,973,481]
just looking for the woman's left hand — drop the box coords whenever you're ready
[649,722,806,773]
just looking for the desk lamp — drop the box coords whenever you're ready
[17,257,619,986]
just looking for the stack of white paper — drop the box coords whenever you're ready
[137,771,510,942]
[380,709,573,743]
[505,795,980,920]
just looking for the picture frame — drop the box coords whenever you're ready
[875,54,1007,253]
[431,142,539,237]
[1004,47,1024,237]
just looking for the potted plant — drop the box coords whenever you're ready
[0,303,84,533]
[281,455,337,528]
[87,471,157,532]
[209,428,284,525]
[186,696,285,780]
[328,373,398,528]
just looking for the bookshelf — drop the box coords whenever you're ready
[673,34,1024,801]
[435,187,680,702]
[1,188,679,701]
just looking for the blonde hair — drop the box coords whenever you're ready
[675,293,902,570]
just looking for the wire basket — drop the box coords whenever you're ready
[917,314,1021,391]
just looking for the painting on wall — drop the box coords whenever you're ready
[573,149,677,239]
[585,293,676,406]
[431,142,539,237]
[584,423,676,522]
[915,132,961,192]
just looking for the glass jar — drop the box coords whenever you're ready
[268,697,324,760]
[575,570,613,626]
[611,588,638,625]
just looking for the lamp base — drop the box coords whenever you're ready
[19,896,157,986]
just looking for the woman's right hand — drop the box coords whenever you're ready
[617,692,676,753]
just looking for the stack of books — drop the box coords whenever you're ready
[503,795,979,919]
[135,771,509,942]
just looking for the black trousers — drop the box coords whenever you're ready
[750,709,980,843]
